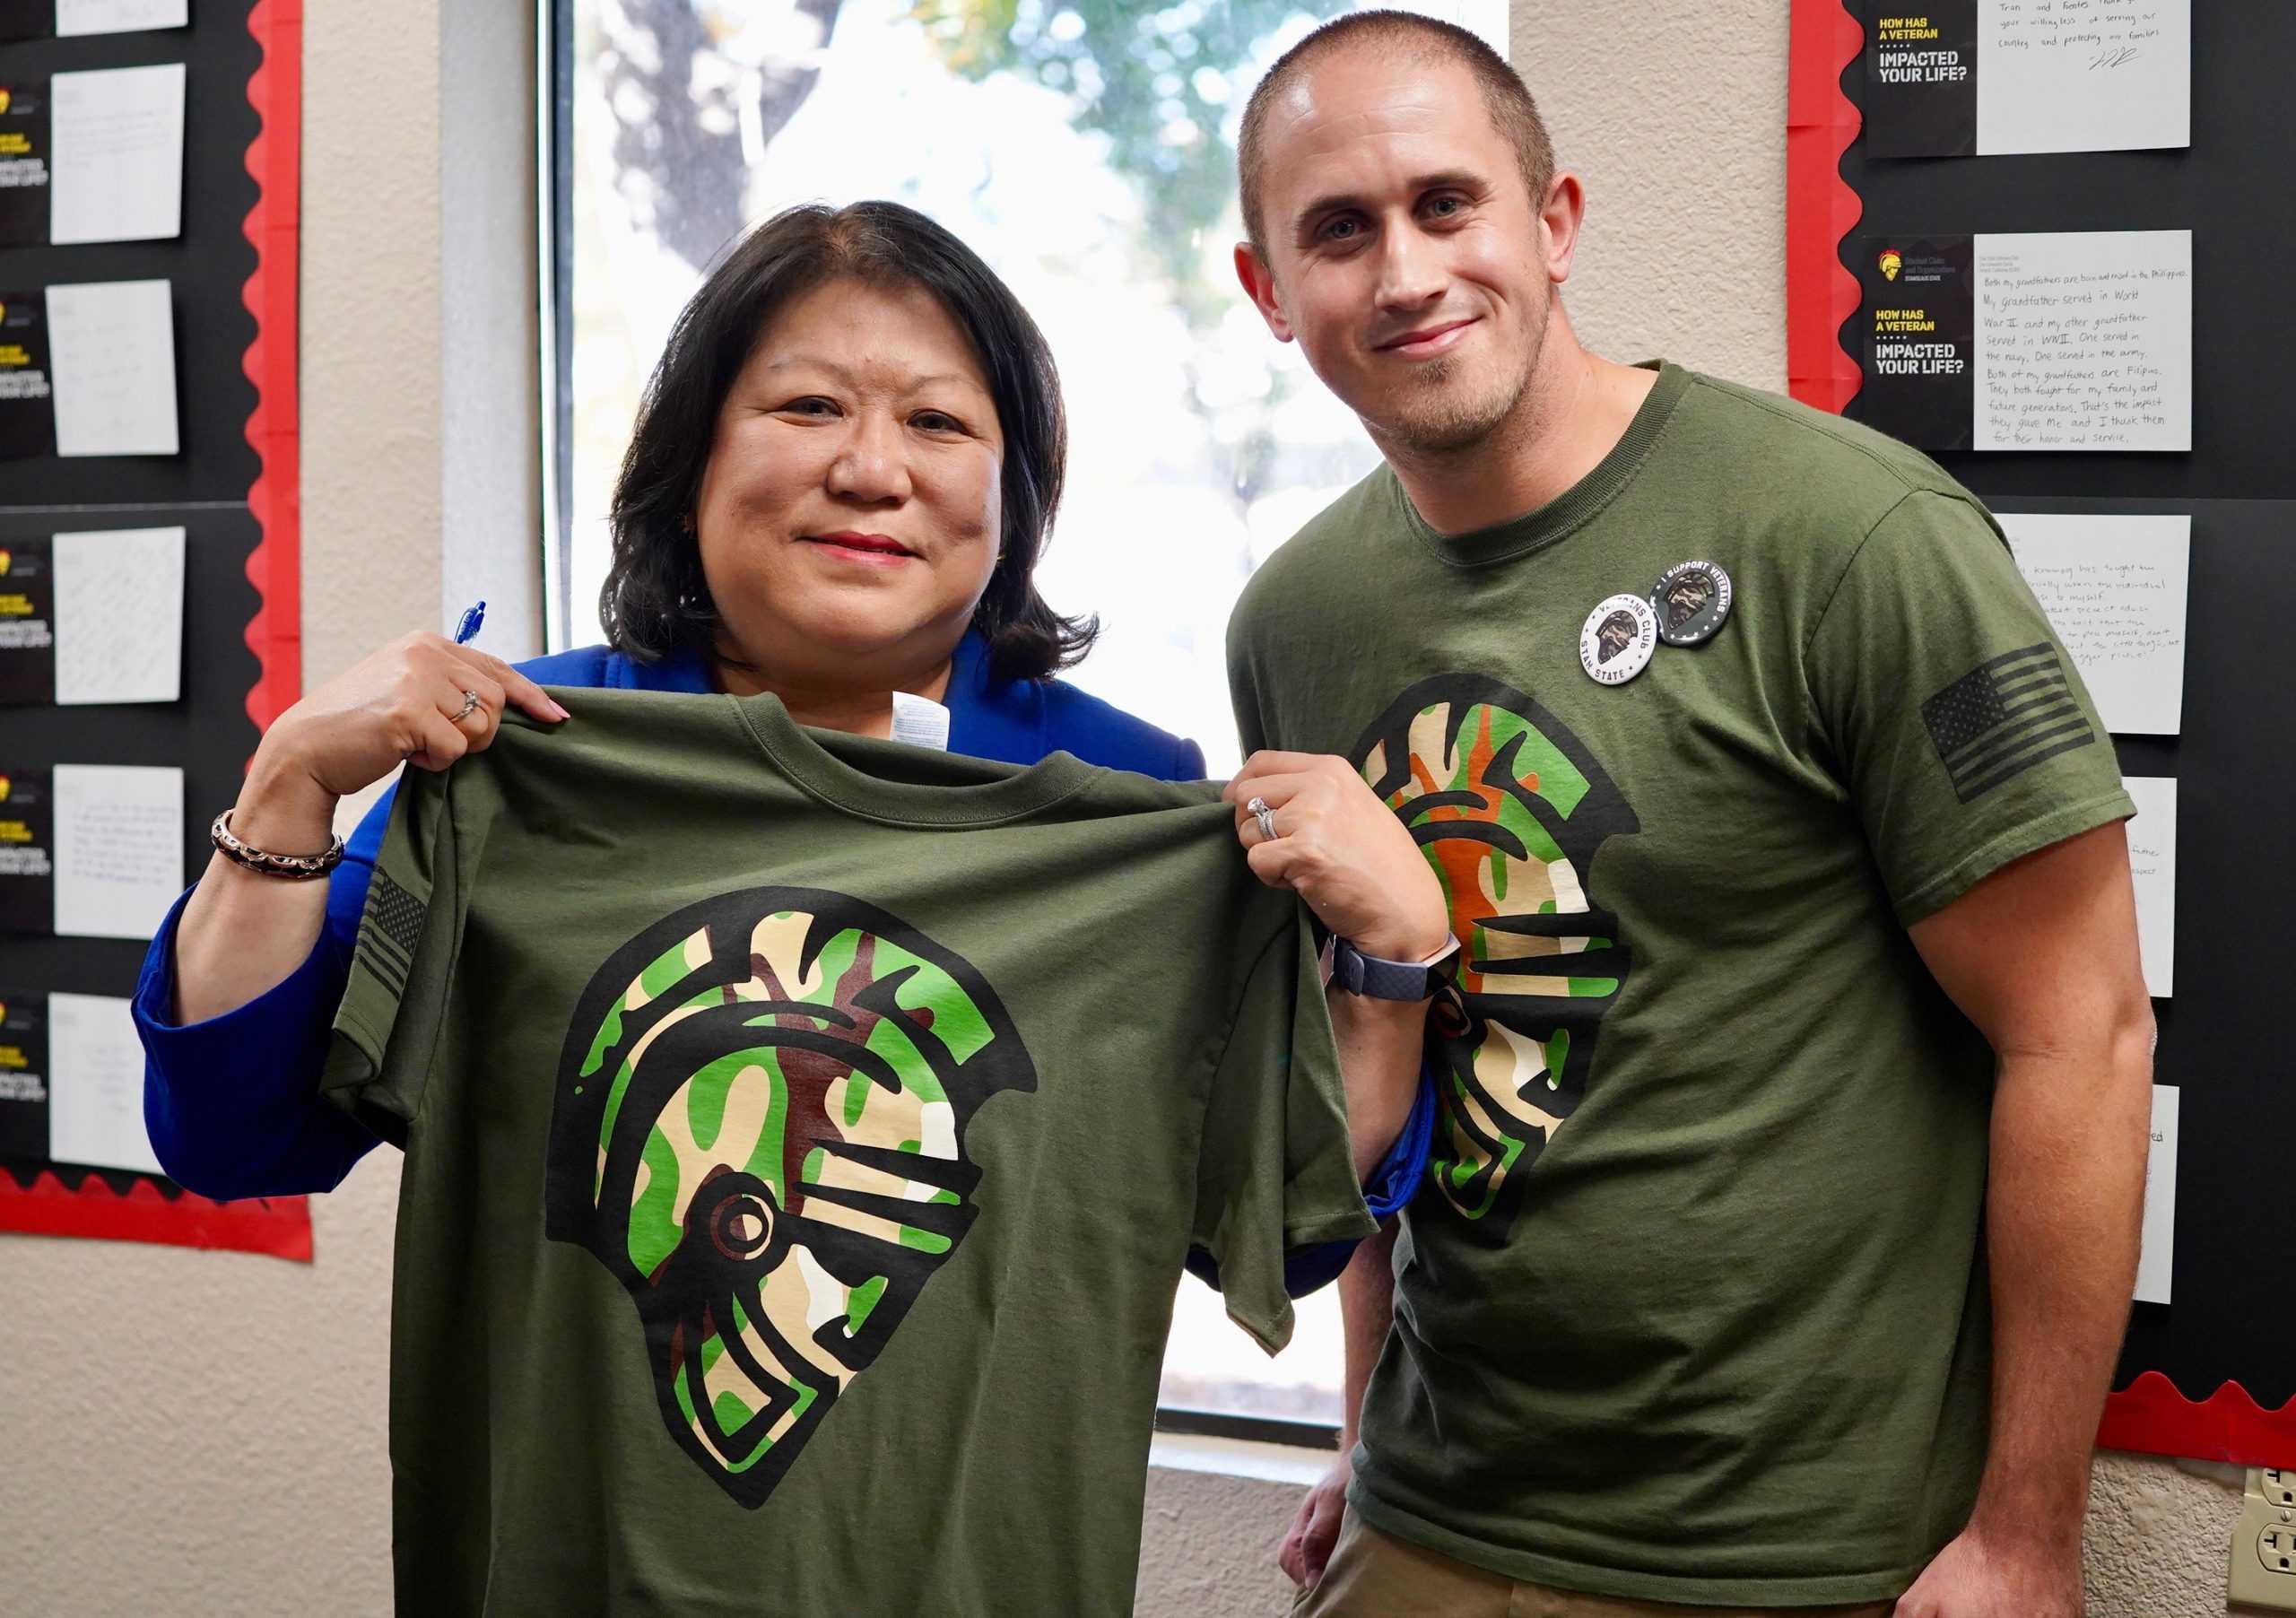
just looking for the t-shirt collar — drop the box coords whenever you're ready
[732,688,1093,829]
[1395,359,1692,570]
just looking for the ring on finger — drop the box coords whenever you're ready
[450,688,483,725]
[1246,795,1279,843]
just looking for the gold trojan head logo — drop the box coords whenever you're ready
[0,775,11,803]
[1879,248,1903,282]
[0,90,12,116]
[0,550,11,578]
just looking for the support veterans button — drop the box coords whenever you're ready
[1650,559,1734,646]
[1579,594,1657,685]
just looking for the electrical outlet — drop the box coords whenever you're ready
[2231,1473,2296,1612]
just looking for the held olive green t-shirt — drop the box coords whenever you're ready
[1227,362,2135,1607]
[320,690,1371,1618]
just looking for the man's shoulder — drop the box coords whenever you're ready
[1673,369,1984,533]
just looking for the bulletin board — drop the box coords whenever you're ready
[1787,2,2292,1466]
[0,0,308,1260]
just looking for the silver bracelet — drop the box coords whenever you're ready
[210,811,345,881]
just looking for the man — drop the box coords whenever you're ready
[1219,13,2155,1616]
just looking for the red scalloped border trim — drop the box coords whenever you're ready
[0,1170,312,1259]
[0,0,312,1264]
[1786,0,1865,413]
[241,0,303,734]
[2103,1372,2296,1468]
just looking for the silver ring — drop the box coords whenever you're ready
[1247,796,1278,842]
[450,689,482,724]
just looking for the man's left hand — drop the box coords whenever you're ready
[1223,751,1449,961]
[1893,1527,2083,1618]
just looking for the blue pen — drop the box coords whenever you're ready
[453,599,487,646]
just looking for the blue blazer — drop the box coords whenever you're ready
[134,632,1428,1273]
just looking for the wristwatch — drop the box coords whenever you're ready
[1331,934,1461,1001]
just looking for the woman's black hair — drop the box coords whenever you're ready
[602,200,1096,683]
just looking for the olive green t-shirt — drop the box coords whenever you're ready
[321,689,1371,1618]
[1227,362,2135,1607]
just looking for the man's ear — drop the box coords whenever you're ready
[1538,170,1590,287]
[1234,242,1295,343]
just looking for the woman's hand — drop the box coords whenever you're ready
[1223,752,1449,961]
[239,631,568,841]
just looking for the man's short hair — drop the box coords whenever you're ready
[1237,10,1556,257]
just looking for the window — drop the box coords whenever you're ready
[550,0,1503,1432]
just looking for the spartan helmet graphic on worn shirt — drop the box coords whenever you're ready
[1352,677,1639,1240]
[545,888,1035,1508]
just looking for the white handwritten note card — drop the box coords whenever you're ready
[2135,1083,2178,1304]
[1980,0,2189,156]
[1975,231,2190,452]
[53,526,185,706]
[2000,512,2189,735]
[44,279,179,457]
[51,761,181,939]
[49,63,185,245]
[57,0,190,37]
[2124,775,2176,999]
[47,991,162,1175]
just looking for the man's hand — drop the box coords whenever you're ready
[1894,1524,2083,1618]
[1224,752,1449,961]
[1276,1453,1352,1589]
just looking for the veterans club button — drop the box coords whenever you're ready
[1579,594,1658,685]
[1650,559,1734,647]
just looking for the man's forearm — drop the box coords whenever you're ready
[1336,1220,1400,1449]
[1329,987,1427,1181]
[1970,1025,2152,1546]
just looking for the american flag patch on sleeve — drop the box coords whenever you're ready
[1920,642,2097,803]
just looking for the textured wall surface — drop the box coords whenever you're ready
[1518,0,1789,393]
[0,2,2254,1616]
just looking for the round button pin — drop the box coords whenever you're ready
[1649,559,1734,647]
[1579,594,1659,685]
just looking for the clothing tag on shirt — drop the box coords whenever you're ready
[891,691,951,752]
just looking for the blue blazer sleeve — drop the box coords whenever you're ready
[135,785,397,1200]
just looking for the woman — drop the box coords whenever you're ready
[138,200,1436,1225]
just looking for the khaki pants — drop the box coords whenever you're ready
[1292,1512,1897,1618]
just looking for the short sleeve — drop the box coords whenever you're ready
[316,768,463,1144]
[1191,909,1376,1354]
[1806,489,2136,925]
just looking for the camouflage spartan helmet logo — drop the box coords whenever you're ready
[1662,570,1714,631]
[545,888,1035,1509]
[1594,610,1639,665]
[1353,677,1637,1240]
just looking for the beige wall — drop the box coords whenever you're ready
[0,2,2248,1615]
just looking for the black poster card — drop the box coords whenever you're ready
[0,292,55,459]
[1862,2,1979,158]
[0,989,48,1160]
[0,536,56,704]
[0,73,49,247]
[1853,234,1976,451]
[0,766,54,935]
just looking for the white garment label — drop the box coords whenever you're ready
[891,692,951,752]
